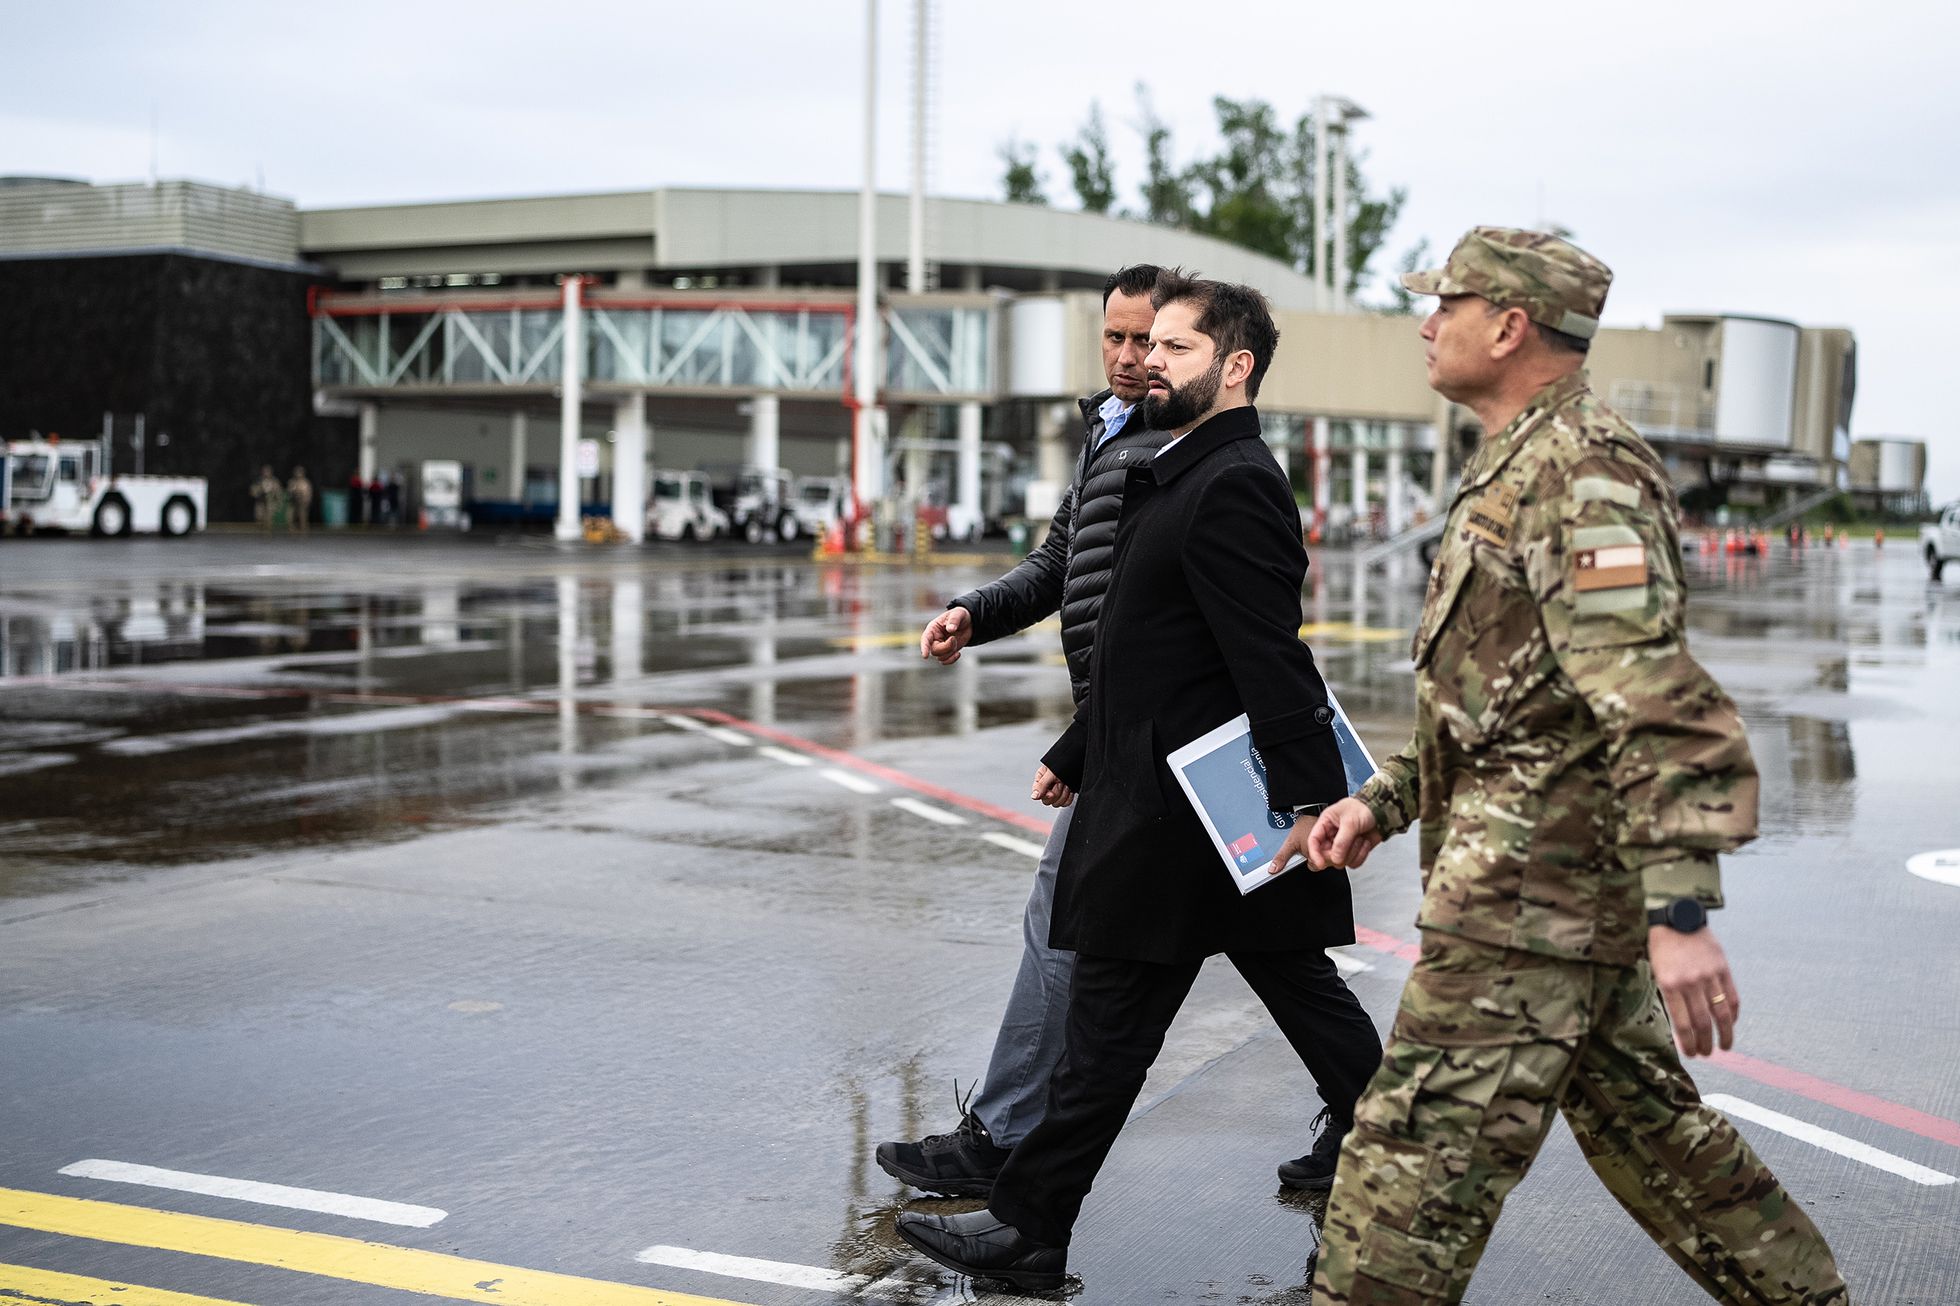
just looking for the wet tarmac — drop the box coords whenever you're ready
[1,533,1956,1305]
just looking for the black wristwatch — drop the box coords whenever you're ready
[1646,898,1708,933]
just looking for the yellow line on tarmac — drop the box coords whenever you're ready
[1300,621,1406,643]
[0,1261,257,1306]
[0,1188,754,1306]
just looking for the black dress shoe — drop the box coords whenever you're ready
[895,1208,1066,1292]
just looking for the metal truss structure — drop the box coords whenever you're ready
[313,294,994,399]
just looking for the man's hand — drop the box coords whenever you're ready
[1303,798,1383,871]
[1031,764,1074,808]
[1648,924,1740,1058]
[920,606,974,664]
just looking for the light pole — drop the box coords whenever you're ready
[852,0,885,539]
[1315,96,1369,314]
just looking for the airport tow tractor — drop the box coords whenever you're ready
[3,437,206,537]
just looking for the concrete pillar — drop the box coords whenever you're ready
[756,264,781,290]
[508,410,528,504]
[1311,416,1332,541]
[748,393,781,471]
[1037,401,1072,486]
[1038,269,1060,292]
[1385,425,1406,536]
[956,401,982,538]
[556,276,584,542]
[961,265,982,292]
[1351,441,1369,535]
[903,414,931,501]
[358,403,379,481]
[611,392,647,543]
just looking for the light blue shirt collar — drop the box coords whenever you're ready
[1097,393,1135,446]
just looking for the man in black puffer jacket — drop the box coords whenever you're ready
[872,264,1164,1199]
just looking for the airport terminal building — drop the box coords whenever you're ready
[1,176,1860,532]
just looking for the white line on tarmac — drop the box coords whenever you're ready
[57,1159,448,1226]
[636,1244,1043,1304]
[702,726,755,747]
[1906,849,1960,888]
[635,1245,870,1294]
[758,745,814,767]
[891,797,970,826]
[820,767,882,795]
[981,831,1047,858]
[1700,1095,1959,1187]
[655,713,715,733]
[1328,950,1373,977]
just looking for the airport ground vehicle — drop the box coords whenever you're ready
[1924,504,1960,580]
[789,476,848,539]
[648,470,730,542]
[707,465,799,543]
[3,438,205,536]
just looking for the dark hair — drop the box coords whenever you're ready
[1150,268,1280,400]
[1101,263,1163,307]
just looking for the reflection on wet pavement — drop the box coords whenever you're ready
[4,539,1956,892]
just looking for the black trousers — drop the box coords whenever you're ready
[988,946,1384,1248]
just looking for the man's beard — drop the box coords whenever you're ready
[1141,355,1225,432]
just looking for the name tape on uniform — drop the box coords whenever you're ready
[1464,483,1518,548]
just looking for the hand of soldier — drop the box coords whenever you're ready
[1031,764,1074,808]
[1648,924,1740,1058]
[920,606,974,664]
[1304,798,1382,871]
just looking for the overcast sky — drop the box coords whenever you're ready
[8,0,1956,499]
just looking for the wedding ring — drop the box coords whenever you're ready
[1709,993,1727,1005]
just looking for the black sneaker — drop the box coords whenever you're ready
[876,1100,1012,1198]
[1277,1108,1350,1191]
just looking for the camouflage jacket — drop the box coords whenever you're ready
[1357,371,1758,965]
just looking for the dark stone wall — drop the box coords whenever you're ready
[0,252,355,523]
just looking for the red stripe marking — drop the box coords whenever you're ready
[1707,1050,1960,1151]
[1352,924,1421,962]
[21,671,1960,1152]
[687,707,1052,835]
[1342,926,1960,1152]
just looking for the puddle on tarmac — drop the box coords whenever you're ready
[2,545,1954,890]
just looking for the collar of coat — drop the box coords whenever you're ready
[1454,369,1591,504]
[1143,405,1264,486]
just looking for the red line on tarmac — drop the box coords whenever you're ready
[1340,924,1960,1153]
[23,673,1960,1152]
[684,707,1053,836]
[1352,924,1421,962]
[1707,1050,1960,1151]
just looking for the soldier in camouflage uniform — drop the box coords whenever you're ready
[1284,228,1850,1305]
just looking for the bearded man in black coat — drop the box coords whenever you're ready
[897,273,1384,1291]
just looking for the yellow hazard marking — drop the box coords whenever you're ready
[0,1262,258,1306]
[1300,621,1406,643]
[0,1188,754,1306]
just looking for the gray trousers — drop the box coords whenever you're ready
[969,802,1076,1148]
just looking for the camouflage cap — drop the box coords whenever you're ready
[1402,227,1612,340]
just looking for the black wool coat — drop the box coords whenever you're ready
[1040,405,1355,964]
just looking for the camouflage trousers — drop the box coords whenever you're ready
[1313,933,1849,1305]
